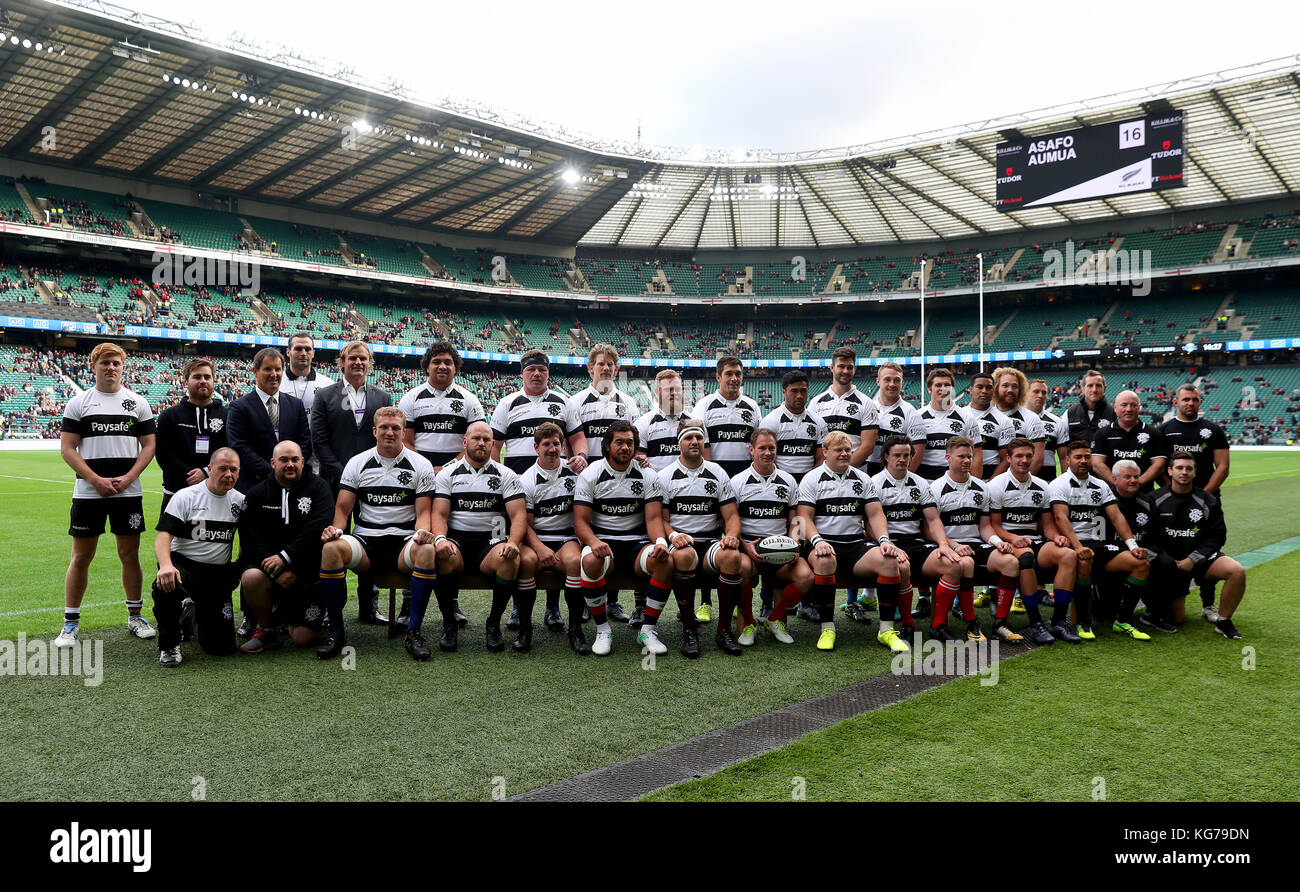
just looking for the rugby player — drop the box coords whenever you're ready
[989,366,1046,476]
[964,371,1008,481]
[797,431,909,651]
[573,420,674,656]
[1048,440,1149,642]
[635,368,698,473]
[928,436,1023,643]
[731,428,813,645]
[319,408,438,660]
[871,435,974,648]
[431,421,534,654]
[1091,459,1155,639]
[58,342,157,648]
[1026,378,1069,481]
[759,370,828,482]
[520,422,589,654]
[659,420,749,655]
[866,361,924,476]
[986,437,1085,645]
[1090,390,1170,490]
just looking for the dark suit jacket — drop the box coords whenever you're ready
[311,380,393,491]
[227,388,312,493]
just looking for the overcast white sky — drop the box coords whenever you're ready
[123,0,1300,154]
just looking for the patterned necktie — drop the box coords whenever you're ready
[267,394,279,431]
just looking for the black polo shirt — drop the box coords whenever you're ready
[1091,421,1171,488]
[1158,416,1229,489]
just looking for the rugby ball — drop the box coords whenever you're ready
[755,535,800,566]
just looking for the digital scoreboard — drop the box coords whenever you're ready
[995,111,1185,211]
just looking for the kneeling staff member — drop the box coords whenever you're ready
[152,447,244,666]
[237,440,335,652]
[319,408,438,660]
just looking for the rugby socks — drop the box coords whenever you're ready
[564,576,584,627]
[488,575,515,628]
[1075,577,1093,627]
[768,583,804,623]
[958,580,977,622]
[673,573,699,631]
[643,578,672,629]
[673,572,698,630]
[846,587,859,605]
[1118,576,1147,625]
[812,574,836,623]
[125,598,144,617]
[514,577,537,630]
[546,588,561,612]
[64,606,81,626]
[876,574,901,630]
[932,579,959,630]
[699,581,713,607]
[433,578,458,626]
[407,565,437,632]
[1024,589,1047,624]
[1051,588,1073,623]
[994,575,1017,622]
[716,574,743,634]
[581,574,609,630]
[320,568,347,632]
[899,587,914,625]
[736,580,756,629]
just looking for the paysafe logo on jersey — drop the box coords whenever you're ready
[1040,239,1152,296]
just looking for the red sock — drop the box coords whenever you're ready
[769,583,804,622]
[899,586,914,625]
[933,579,959,630]
[737,579,755,628]
[994,575,1016,620]
[959,581,976,622]
[716,574,742,633]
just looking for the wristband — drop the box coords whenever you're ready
[656,537,668,548]
[879,535,892,544]
[988,534,1004,547]
[1125,537,1139,551]
[434,535,448,545]
[811,535,825,547]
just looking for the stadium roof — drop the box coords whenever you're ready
[1,0,1298,250]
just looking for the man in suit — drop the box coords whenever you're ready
[226,346,311,636]
[312,340,392,492]
[227,347,312,495]
[312,340,393,625]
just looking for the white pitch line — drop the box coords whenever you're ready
[0,490,68,496]
[0,473,69,484]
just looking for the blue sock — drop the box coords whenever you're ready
[321,569,347,631]
[846,588,859,605]
[408,566,436,632]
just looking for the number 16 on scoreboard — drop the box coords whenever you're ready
[1119,120,1145,150]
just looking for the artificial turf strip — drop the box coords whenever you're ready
[646,549,1300,803]
[1,450,1297,801]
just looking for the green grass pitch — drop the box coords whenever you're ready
[0,449,1297,801]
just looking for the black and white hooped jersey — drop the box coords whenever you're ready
[868,398,925,465]
[520,462,579,539]
[574,459,663,542]
[809,386,878,449]
[434,457,524,535]
[61,386,155,499]
[340,447,437,538]
[759,406,829,479]
[1038,408,1070,480]
[870,469,936,540]
[929,473,990,544]
[635,409,704,472]
[491,388,581,474]
[657,459,736,538]
[398,381,486,467]
[986,471,1050,541]
[1046,470,1117,540]
[730,466,799,540]
[158,481,245,565]
[798,463,880,544]
[965,406,1011,475]
[916,405,981,472]
[568,384,638,461]
[690,391,762,476]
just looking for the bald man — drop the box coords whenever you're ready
[237,440,336,652]
[1090,390,1171,491]
[152,447,244,666]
